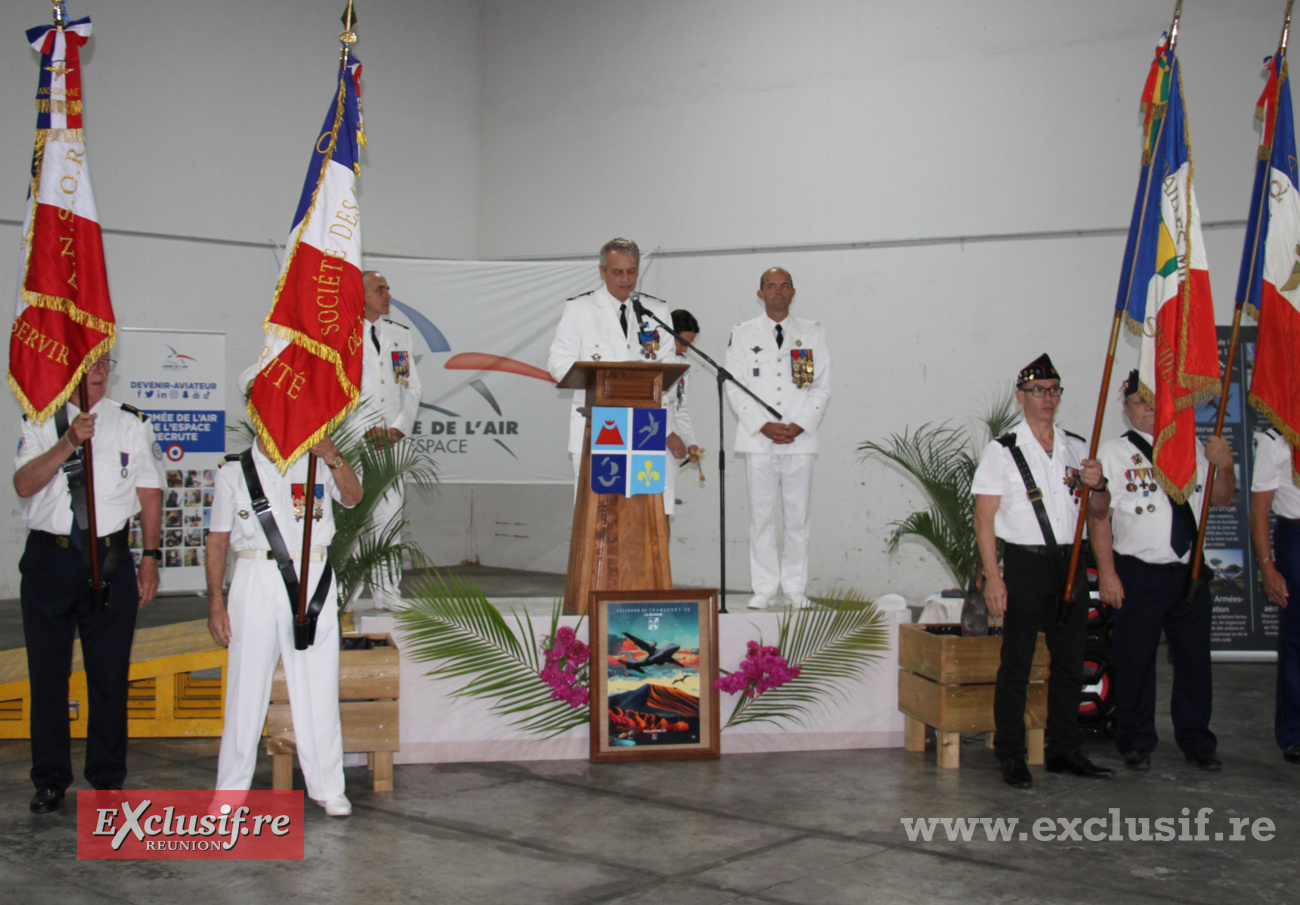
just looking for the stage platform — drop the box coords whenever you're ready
[0,565,909,761]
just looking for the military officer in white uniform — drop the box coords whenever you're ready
[547,238,683,509]
[207,428,363,818]
[14,354,164,813]
[1089,370,1233,772]
[353,270,422,609]
[724,268,831,610]
[1250,427,1300,764]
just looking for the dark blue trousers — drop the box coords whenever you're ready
[1275,518,1300,750]
[1111,554,1215,756]
[994,544,1088,762]
[19,531,139,791]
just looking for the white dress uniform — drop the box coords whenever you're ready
[665,371,699,511]
[546,286,683,510]
[723,314,831,599]
[1253,429,1300,517]
[16,398,165,534]
[970,420,1088,545]
[1098,431,1209,563]
[212,447,350,803]
[350,315,422,607]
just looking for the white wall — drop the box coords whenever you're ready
[0,0,1289,603]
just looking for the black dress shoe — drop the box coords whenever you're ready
[1045,750,1115,778]
[1186,751,1222,771]
[999,757,1033,789]
[30,785,64,814]
[1122,750,1151,771]
[1283,746,1300,764]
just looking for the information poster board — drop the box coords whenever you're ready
[115,329,226,593]
[1201,325,1277,660]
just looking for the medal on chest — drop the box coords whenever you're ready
[637,327,660,360]
[676,377,686,405]
[791,348,814,388]
[120,451,130,478]
[1063,466,1083,505]
[391,350,411,387]
[291,484,325,522]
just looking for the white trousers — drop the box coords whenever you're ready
[745,453,815,597]
[366,478,405,604]
[215,559,344,802]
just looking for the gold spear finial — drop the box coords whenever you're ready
[1167,0,1183,55]
[52,0,67,29]
[1280,0,1294,60]
[340,1,358,46]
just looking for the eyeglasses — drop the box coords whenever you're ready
[89,358,117,372]
[1022,385,1064,398]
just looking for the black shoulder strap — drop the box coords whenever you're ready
[239,450,332,647]
[1124,430,1199,536]
[1000,432,1058,550]
[54,406,91,545]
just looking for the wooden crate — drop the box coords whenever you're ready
[897,623,1048,769]
[0,619,226,740]
[265,632,399,792]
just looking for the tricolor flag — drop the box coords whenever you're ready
[1241,53,1300,486]
[1116,37,1220,504]
[247,56,367,472]
[8,17,114,423]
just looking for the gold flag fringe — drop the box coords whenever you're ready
[20,290,116,336]
[8,332,115,425]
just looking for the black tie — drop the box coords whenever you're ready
[619,304,628,338]
[775,324,784,349]
[371,324,380,354]
[1170,502,1195,558]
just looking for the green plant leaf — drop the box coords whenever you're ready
[396,573,588,737]
[722,591,889,730]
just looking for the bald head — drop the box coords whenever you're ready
[363,270,390,322]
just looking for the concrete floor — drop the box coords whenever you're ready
[1,572,1297,904]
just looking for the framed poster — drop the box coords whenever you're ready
[589,589,720,763]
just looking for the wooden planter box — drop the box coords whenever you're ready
[265,632,399,792]
[897,623,1047,769]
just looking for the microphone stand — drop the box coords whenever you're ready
[632,294,783,614]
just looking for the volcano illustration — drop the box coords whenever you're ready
[595,420,625,445]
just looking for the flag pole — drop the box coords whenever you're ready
[1065,0,1183,605]
[294,0,360,635]
[1186,0,1294,598]
[53,0,107,604]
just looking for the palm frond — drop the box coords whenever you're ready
[722,591,889,730]
[396,573,588,737]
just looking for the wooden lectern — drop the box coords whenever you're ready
[558,361,689,614]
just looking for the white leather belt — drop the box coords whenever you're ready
[237,547,328,561]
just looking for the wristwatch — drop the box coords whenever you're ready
[328,456,346,471]
[141,549,162,561]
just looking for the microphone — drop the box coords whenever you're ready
[630,290,649,322]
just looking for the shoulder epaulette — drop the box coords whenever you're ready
[381,318,409,330]
[1262,427,1282,441]
[1063,429,1084,443]
[219,452,241,467]
[996,433,1017,448]
[120,403,149,422]
[566,289,596,301]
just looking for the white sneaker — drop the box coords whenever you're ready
[747,594,774,610]
[318,795,351,817]
[787,593,814,610]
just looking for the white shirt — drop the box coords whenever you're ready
[210,447,349,552]
[16,399,165,536]
[724,314,831,455]
[546,286,682,454]
[1099,430,1208,564]
[1252,429,1300,519]
[351,316,422,437]
[971,420,1088,546]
